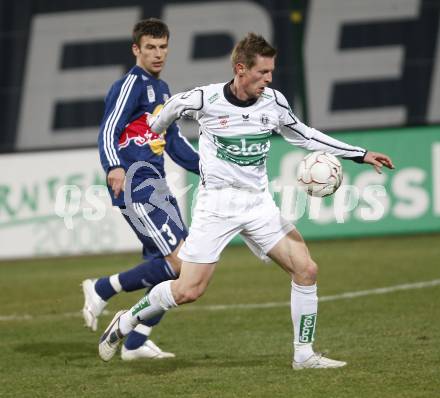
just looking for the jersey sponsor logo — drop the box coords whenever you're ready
[119,111,165,155]
[213,131,272,166]
[147,85,156,102]
[299,313,317,343]
[261,92,272,99]
[242,114,250,122]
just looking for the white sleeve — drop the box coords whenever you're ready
[150,88,204,133]
[273,90,367,162]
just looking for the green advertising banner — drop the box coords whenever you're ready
[188,125,440,240]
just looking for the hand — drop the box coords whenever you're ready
[146,112,159,132]
[107,167,125,198]
[364,151,395,174]
[146,112,154,126]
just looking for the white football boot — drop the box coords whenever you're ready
[99,310,127,362]
[292,353,347,370]
[121,339,175,360]
[82,279,107,332]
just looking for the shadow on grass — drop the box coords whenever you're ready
[14,342,283,375]
[124,354,282,376]
[15,341,96,361]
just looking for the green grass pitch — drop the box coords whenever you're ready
[1,234,439,397]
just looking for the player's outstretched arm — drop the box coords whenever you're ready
[363,151,394,174]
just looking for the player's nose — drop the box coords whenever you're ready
[265,72,272,84]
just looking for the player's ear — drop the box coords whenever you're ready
[235,63,246,76]
[132,43,140,57]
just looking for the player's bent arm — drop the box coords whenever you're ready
[165,123,200,175]
[150,89,204,133]
[273,87,394,173]
[273,88,365,163]
[98,74,142,173]
[279,122,394,173]
[279,121,367,162]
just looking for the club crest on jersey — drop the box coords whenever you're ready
[147,85,156,102]
[260,113,269,126]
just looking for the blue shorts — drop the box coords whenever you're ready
[120,196,188,260]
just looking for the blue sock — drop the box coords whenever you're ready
[121,259,175,350]
[123,314,165,350]
[94,258,176,301]
[124,330,148,350]
[94,277,116,301]
[119,257,177,291]
[143,312,165,327]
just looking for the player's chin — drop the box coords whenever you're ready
[151,64,164,73]
[255,88,264,97]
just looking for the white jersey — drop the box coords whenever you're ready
[150,82,366,191]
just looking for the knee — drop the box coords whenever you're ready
[307,259,318,280]
[296,259,318,284]
[175,285,205,304]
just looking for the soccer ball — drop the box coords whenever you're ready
[296,151,343,197]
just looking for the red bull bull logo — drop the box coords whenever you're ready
[119,114,164,150]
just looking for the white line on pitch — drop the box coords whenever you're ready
[185,278,440,311]
[1,279,439,322]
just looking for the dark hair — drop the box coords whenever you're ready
[231,33,277,70]
[132,18,170,46]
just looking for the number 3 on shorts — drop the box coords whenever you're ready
[161,223,177,245]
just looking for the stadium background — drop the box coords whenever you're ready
[1,0,439,259]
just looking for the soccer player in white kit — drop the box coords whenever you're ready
[99,33,394,369]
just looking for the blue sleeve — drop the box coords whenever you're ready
[98,73,141,173]
[164,122,200,175]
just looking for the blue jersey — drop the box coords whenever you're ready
[98,65,199,206]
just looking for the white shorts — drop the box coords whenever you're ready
[178,186,295,263]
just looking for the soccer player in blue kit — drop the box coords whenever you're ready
[82,18,199,360]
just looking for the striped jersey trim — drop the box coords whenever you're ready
[176,126,198,155]
[133,203,172,256]
[285,124,365,156]
[164,260,177,278]
[103,74,137,166]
